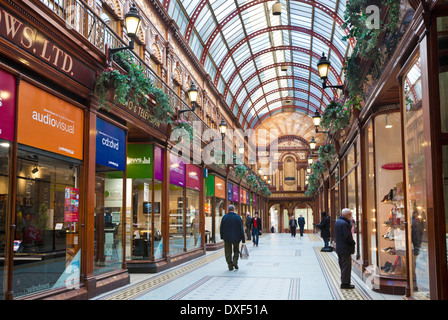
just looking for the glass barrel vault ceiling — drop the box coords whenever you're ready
[166,0,353,130]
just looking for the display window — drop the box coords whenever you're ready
[205,174,214,244]
[402,55,430,299]
[214,176,225,242]
[0,68,15,300]
[186,164,201,251]
[169,153,185,255]
[374,113,405,278]
[13,148,81,298]
[437,15,448,294]
[10,80,84,298]
[94,118,126,276]
[364,123,377,268]
[0,140,10,300]
[125,144,163,261]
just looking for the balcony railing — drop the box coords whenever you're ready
[40,0,236,160]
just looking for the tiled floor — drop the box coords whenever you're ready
[93,233,403,301]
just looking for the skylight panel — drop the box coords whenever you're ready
[245,77,261,93]
[196,8,216,40]
[209,35,228,66]
[221,60,236,80]
[212,0,237,23]
[181,0,201,16]
[229,76,243,96]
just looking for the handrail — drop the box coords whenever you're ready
[40,0,237,160]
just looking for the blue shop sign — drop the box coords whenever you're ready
[227,182,233,201]
[96,118,126,171]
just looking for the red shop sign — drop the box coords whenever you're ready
[381,163,403,170]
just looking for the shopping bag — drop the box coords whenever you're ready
[240,244,249,260]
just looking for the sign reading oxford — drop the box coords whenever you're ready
[0,5,96,89]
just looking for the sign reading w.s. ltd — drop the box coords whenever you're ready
[0,5,96,89]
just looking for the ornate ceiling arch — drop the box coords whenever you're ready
[165,0,350,130]
[233,75,333,117]
[222,45,342,100]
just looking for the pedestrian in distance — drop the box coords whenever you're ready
[220,205,246,270]
[245,212,252,241]
[334,208,356,289]
[250,212,262,247]
[313,211,331,249]
[289,215,297,237]
[298,214,305,237]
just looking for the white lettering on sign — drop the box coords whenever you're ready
[32,108,75,134]
[102,137,119,150]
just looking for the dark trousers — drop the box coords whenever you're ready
[299,226,304,236]
[245,227,251,240]
[224,241,240,267]
[290,227,296,237]
[337,253,352,285]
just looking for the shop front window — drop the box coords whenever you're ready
[186,188,200,250]
[215,198,224,242]
[13,149,81,298]
[365,123,377,267]
[437,16,448,133]
[438,16,448,284]
[403,56,429,299]
[0,140,10,300]
[169,185,184,255]
[128,179,153,260]
[94,165,123,275]
[94,118,126,276]
[125,144,164,262]
[442,146,448,279]
[374,113,406,278]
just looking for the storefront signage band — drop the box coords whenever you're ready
[96,118,126,170]
[18,81,84,159]
[0,5,96,89]
[0,68,15,142]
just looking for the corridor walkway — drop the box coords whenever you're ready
[93,233,402,301]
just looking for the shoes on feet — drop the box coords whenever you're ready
[228,265,233,271]
[340,284,355,289]
[233,263,239,270]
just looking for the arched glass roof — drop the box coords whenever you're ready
[166,0,352,129]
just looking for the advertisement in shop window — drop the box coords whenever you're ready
[0,68,15,142]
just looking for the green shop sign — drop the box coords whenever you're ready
[127,144,153,179]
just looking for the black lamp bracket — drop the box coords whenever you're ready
[108,40,135,62]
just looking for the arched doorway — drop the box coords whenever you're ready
[291,203,314,234]
[268,204,280,233]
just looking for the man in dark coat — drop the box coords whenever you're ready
[289,216,297,237]
[334,208,356,289]
[250,212,262,247]
[220,205,246,270]
[298,214,305,237]
[314,211,330,248]
[245,212,252,241]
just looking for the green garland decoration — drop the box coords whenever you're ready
[318,143,336,165]
[94,51,174,126]
[320,99,351,133]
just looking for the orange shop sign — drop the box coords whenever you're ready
[17,81,84,159]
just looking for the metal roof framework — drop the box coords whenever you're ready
[165,0,352,129]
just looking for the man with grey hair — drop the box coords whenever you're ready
[220,205,246,270]
[334,208,356,289]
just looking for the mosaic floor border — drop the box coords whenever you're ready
[98,250,225,300]
[313,247,372,300]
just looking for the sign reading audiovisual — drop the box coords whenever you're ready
[17,81,84,159]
